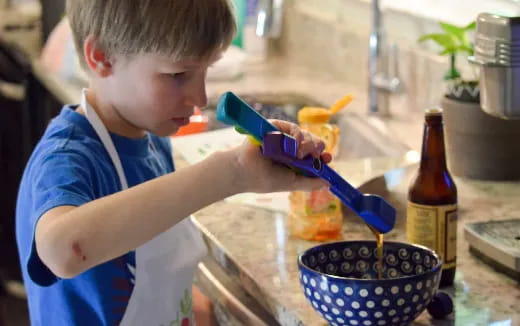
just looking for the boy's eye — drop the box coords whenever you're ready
[170,72,186,79]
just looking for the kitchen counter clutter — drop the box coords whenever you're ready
[32,56,520,325]
[187,158,520,325]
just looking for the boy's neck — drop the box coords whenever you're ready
[77,89,147,139]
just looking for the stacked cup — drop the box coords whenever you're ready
[470,13,520,119]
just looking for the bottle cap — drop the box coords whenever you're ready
[425,108,443,116]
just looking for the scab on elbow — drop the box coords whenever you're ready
[72,241,88,263]
[40,240,88,280]
[60,241,88,278]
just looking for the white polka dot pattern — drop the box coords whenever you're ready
[299,241,441,325]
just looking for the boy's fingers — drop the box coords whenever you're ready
[270,119,297,134]
[298,132,325,158]
[321,152,332,164]
[313,139,326,158]
[297,131,315,158]
[292,126,304,144]
[269,119,326,159]
[298,132,326,159]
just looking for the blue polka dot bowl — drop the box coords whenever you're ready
[298,241,442,326]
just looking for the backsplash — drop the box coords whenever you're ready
[273,0,483,114]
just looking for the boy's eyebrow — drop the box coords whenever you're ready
[175,54,223,70]
[179,63,204,69]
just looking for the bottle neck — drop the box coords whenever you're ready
[419,116,447,172]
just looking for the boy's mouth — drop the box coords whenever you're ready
[171,117,190,126]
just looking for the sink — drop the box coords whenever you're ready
[204,93,409,160]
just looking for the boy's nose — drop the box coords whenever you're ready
[184,80,208,109]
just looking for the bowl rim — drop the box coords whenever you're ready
[297,240,443,283]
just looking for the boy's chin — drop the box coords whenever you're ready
[152,125,180,137]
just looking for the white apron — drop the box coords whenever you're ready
[82,89,207,326]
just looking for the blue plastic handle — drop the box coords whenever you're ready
[217,92,278,143]
[261,132,395,233]
[216,92,396,233]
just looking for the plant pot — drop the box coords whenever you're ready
[445,80,480,103]
[442,96,520,181]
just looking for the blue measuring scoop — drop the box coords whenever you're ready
[217,92,396,234]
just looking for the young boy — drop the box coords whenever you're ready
[16,1,331,325]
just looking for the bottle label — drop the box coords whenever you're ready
[406,202,457,269]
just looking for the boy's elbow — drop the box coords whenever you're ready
[35,207,88,279]
[36,236,86,280]
[46,256,83,280]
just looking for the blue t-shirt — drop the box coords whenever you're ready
[16,106,175,325]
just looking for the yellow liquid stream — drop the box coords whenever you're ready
[369,225,384,280]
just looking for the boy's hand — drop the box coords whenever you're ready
[231,119,332,193]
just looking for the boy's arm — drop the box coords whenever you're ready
[36,150,240,279]
[36,120,329,280]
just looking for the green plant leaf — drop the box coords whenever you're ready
[440,48,457,56]
[418,20,476,84]
[418,33,457,53]
[464,21,476,30]
[440,22,466,44]
[458,45,474,55]
[461,38,473,53]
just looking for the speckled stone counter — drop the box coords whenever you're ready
[187,158,520,326]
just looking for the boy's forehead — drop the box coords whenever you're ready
[147,52,223,68]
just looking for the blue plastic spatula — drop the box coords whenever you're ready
[217,92,396,234]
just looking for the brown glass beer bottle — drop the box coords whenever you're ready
[407,108,457,287]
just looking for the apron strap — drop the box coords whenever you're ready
[82,89,129,190]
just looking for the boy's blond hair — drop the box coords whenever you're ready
[66,0,237,66]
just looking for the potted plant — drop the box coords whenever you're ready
[419,21,520,181]
[419,21,479,103]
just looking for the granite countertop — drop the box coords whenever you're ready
[32,56,520,325]
[189,159,520,326]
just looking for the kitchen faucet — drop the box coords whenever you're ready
[368,0,404,115]
[255,0,284,38]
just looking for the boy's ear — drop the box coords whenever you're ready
[84,35,114,78]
